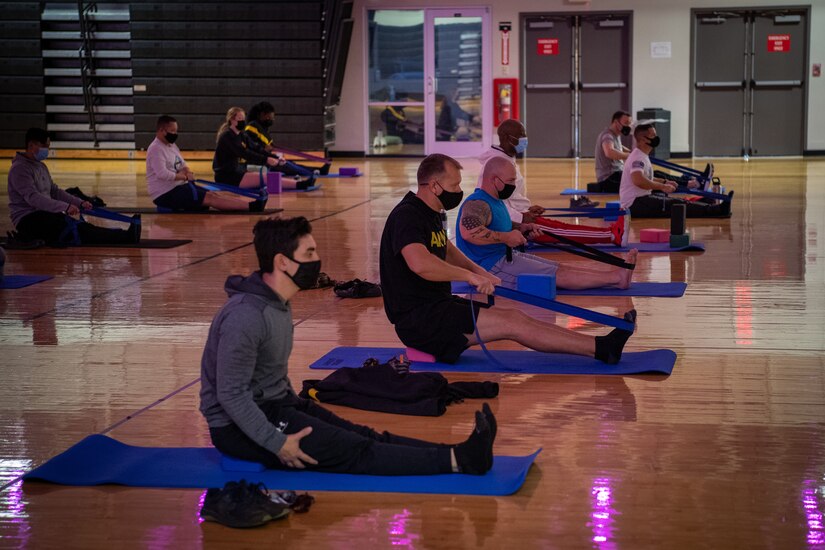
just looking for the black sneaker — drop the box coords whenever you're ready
[242,481,292,521]
[333,279,382,298]
[297,175,317,190]
[249,199,267,212]
[570,196,600,208]
[200,480,274,529]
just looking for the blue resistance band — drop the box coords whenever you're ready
[467,288,519,371]
[193,179,266,200]
[60,208,139,245]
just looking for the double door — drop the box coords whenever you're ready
[522,13,631,157]
[692,9,808,156]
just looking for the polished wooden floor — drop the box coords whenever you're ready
[0,155,823,549]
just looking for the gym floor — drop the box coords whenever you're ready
[1,156,823,548]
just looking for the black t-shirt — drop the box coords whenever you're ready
[213,129,269,184]
[380,192,450,323]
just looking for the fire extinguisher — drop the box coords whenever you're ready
[500,87,511,122]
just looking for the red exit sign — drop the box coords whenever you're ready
[537,38,559,56]
[768,34,790,52]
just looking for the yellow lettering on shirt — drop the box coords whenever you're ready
[430,230,447,248]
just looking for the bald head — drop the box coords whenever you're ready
[480,156,517,199]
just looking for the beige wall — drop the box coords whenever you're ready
[333,0,823,154]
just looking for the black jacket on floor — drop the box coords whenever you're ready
[299,362,499,416]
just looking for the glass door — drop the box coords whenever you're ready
[425,8,491,157]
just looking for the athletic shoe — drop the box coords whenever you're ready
[297,175,316,190]
[248,199,267,212]
[242,481,292,521]
[570,196,600,208]
[609,215,625,247]
[333,279,382,298]
[200,480,275,529]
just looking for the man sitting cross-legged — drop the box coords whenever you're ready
[201,216,496,475]
[458,156,637,291]
[379,153,637,366]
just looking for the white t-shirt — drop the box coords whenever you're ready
[146,137,187,200]
[619,148,653,209]
[477,146,529,223]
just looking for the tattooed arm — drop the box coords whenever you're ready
[459,200,527,247]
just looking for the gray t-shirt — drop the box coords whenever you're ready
[595,127,623,182]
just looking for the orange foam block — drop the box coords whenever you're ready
[640,228,670,243]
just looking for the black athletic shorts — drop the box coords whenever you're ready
[153,182,207,211]
[393,296,481,364]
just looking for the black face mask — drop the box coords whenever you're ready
[496,178,516,200]
[165,132,178,144]
[435,182,463,211]
[261,119,274,129]
[285,256,322,290]
[621,125,631,136]
[647,136,661,148]
[235,120,246,131]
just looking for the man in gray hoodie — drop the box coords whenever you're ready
[200,216,496,475]
[7,128,140,246]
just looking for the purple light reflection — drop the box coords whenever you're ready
[386,508,418,547]
[196,490,207,524]
[802,479,824,547]
[589,477,617,550]
[0,461,33,548]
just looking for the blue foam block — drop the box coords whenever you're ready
[451,280,686,298]
[528,241,706,253]
[516,274,556,299]
[0,275,53,289]
[24,435,540,496]
[311,347,676,375]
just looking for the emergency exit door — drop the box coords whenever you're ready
[522,13,631,157]
[692,8,808,156]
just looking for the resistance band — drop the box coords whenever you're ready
[527,230,635,270]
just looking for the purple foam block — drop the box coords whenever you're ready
[339,167,359,177]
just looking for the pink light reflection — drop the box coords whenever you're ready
[734,284,753,346]
[802,480,824,547]
[386,508,418,547]
[589,477,617,550]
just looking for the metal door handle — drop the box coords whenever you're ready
[695,81,745,88]
[525,83,569,89]
[580,82,627,89]
[752,80,802,87]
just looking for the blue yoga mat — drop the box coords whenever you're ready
[311,347,676,375]
[24,435,540,496]
[316,172,363,178]
[0,274,53,289]
[561,188,617,196]
[451,281,686,298]
[528,241,706,253]
[283,183,323,192]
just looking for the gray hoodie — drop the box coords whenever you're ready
[7,152,83,227]
[200,272,294,454]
